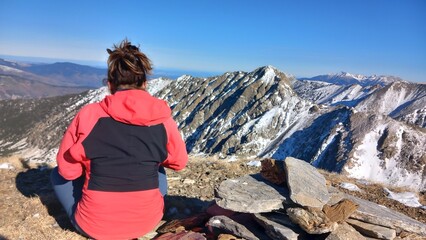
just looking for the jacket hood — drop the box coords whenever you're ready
[100,90,171,126]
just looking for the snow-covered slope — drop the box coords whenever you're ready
[147,77,173,95]
[355,82,426,127]
[294,79,425,128]
[293,80,380,106]
[345,113,426,191]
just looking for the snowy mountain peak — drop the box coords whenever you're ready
[300,72,405,87]
[338,71,364,80]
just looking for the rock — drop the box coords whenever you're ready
[139,220,166,239]
[154,231,207,240]
[323,199,358,222]
[347,219,396,240]
[327,186,346,204]
[217,233,243,240]
[284,157,330,208]
[397,231,426,240]
[260,158,286,185]
[286,207,338,234]
[228,213,272,240]
[206,203,237,218]
[157,213,210,233]
[183,178,196,184]
[325,222,366,240]
[341,193,426,236]
[206,215,259,240]
[254,212,300,240]
[214,174,290,213]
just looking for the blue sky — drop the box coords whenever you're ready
[0,0,425,82]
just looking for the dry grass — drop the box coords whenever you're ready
[0,163,85,240]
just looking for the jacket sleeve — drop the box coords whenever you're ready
[56,111,84,180]
[161,117,188,171]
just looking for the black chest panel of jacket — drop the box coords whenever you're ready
[82,117,168,192]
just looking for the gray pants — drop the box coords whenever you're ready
[50,166,168,237]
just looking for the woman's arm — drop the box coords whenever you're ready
[161,117,188,171]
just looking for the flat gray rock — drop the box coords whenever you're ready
[284,157,330,208]
[254,213,300,240]
[215,174,290,213]
[328,188,426,236]
[346,194,426,236]
[206,215,259,240]
[325,222,366,240]
[347,219,396,240]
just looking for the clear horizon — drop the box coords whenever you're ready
[1,0,425,82]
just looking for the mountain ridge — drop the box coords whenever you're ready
[299,71,406,87]
[0,65,424,191]
[0,58,106,99]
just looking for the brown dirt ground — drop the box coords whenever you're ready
[0,156,425,239]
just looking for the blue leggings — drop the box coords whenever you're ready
[50,166,168,237]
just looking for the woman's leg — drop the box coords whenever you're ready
[50,167,90,237]
[158,166,167,196]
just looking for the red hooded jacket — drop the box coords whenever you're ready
[56,89,188,239]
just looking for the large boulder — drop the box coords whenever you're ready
[284,157,330,208]
[214,174,290,213]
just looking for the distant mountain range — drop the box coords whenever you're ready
[299,71,406,87]
[1,64,425,191]
[0,58,105,99]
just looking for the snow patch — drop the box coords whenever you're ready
[246,160,261,167]
[346,124,423,191]
[0,162,14,169]
[260,66,276,84]
[339,182,362,192]
[148,77,173,95]
[384,188,422,208]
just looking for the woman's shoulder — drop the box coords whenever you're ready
[76,102,108,119]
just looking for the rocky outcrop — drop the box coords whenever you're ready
[211,157,426,239]
[136,156,425,239]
